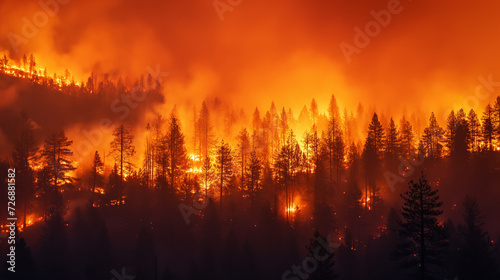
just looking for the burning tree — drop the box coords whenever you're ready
[201,155,215,198]
[91,151,104,203]
[245,150,261,203]
[165,113,188,191]
[237,128,251,189]
[274,130,302,224]
[12,114,38,229]
[482,104,495,151]
[400,115,415,159]
[110,124,136,183]
[397,173,448,280]
[422,112,445,158]
[41,129,76,189]
[215,140,233,205]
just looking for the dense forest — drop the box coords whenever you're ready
[1,54,500,280]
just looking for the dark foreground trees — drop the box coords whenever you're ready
[456,196,498,280]
[398,173,448,280]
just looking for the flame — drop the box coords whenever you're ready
[1,58,79,91]
[189,154,201,161]
[94,187,105,194]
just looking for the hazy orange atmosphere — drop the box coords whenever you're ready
[1,1,500,279]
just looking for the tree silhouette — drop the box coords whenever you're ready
[386,117,401,160]
[197,101,215,158]
[41,129,76,189]
[274,130,302,224]
[39,208,70,280]
[306,230,338,280]
[165,113,188,190]
[245,150,261,203]
[400,115,415,159]
[237,128,251,189]
[422,112,445,158]
[215,140,233,205]
[482,103,495,151]
[398,173,447,280]
[493,96,500,143]
[110,124,136,183]
[12,114,38,229]
[456,196,497,279]
[91,151,104,204]
[467,109,481,153]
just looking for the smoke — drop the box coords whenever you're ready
[1,0,500,161]
[0,0,498,114]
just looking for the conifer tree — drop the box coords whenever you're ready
[457,196,497,279]
[482,104,495,151]
[245,151,261,203]
[110,124,136,183]
[41,129,76,189]
[468,109,481,153]
[215,140,233,205]
[386,117,401,159]
[398,173,448,280]
[422,113,445,158]
[165,114,188,190]
[306,230,338,280]
[400,116,415,159]
[91,151,104,204]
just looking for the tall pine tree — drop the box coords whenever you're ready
[398,173,448,280]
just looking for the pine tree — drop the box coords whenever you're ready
[41,129,76,189]
[422,112,445,158]
[367,113,385,159]
[386,117,401,159]
[198,101,215,158]
[215,140,233,205]
[482,103,495,151]
[400,116,415,159]
[39,209,70,280]
[457,196,497,279]
[468,109,481,153]
[237,128,251,189]
[91,151,104,204]
[452,113,470,158]
[279,108,289,146]
[306,230,338,280]
[398,173,448,280]
[12,114,38,230]
[332,127,345,190]
[328,94,340,120]
[310,98,319,125]
[201,155,214,198]
[165,114,188,191]
[493,95,500,143]
[110,124,136,183]
[445,111,458,154]
[274,130,302,224]
[245,151,261,203]
[326,116,341,181]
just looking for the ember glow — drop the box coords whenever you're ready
[1,1,500,279]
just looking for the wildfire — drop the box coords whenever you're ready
[1,58,78,91]
[187,167,202,173]
[189,154,201,161]
[361,195,372,210]
[94,187,106,194]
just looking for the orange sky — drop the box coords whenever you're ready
[1,0,500,125]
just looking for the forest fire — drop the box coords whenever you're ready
[1,1,500,279]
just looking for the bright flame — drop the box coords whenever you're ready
[94,187,105,194]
